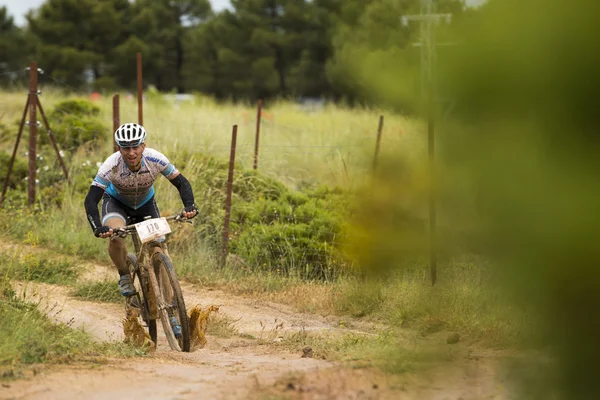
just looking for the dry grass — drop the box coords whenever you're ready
[209,264,525,348]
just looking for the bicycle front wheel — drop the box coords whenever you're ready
[127,254,158,346]
[153,253,191,352]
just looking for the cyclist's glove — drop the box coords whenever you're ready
[94,226,111,237]
[182,205,198,219]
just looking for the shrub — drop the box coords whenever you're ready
[0,152,27,190]
[42,99,108,150]
[49,99,100,118]
[229,185,351,279]
[176,154,353,280]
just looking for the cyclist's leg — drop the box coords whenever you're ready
[101,194,134,296]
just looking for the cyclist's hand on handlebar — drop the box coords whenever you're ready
[94,226,113,238]
[181,205,198,220]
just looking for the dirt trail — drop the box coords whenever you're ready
[1,254,513,400]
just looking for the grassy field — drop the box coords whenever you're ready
[0,88,424,189]
[0,87,526,377]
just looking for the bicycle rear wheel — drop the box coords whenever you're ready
[127,253,157,346]
[153,253,190,352]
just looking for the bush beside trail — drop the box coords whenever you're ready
[168,152,354,280]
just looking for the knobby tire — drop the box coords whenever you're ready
[127,253,158,345]
[153,253,191,352]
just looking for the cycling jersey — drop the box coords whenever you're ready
[92,148,179,209]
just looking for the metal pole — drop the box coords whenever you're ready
[427,0,438,287]
[402,0,447,286]
[113,94,120,152]
[428,85,437,286]
[28,62,38,207]
[373,115,384,172]
[0,94,30,208]
[137,52,143,126]
[222,125,238,267]
[37,100,69,181]
[253,100,262,170]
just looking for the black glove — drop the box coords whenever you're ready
[94,226,111,237]
[182,205,198,219]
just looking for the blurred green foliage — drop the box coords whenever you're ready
[445,2,600,398]
[341,0,600,398]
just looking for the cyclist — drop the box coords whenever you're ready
[83,123,198,302]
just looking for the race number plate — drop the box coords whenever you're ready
[135,218,172,244]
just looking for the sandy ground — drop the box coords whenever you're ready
[1,246,515,400]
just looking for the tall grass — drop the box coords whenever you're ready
[176,250,525,347]
[72,280,121,303]
[0,88,425,189]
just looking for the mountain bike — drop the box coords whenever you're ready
[114,214,191,352]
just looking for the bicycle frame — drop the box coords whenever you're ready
[116,215,176,313]
[114,214,191,351]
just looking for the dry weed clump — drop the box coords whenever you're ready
[188,304,220,349]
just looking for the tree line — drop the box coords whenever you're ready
[0,0,470,103]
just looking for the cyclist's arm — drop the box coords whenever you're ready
[168,173,197,215]
[148,148,196,216]
[84,185,105,232]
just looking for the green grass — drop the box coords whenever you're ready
[1,253,81,285]
[72,280,122,303]
[173,247,525,348]
[0,278,145,380]
[273,328,426,375]
[0,199,109,263]
[329,261,527,348]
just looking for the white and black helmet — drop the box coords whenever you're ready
[114,123,147,147]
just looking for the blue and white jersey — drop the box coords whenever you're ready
[92,148,179,209]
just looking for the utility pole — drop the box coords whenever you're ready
[402,0,452,286]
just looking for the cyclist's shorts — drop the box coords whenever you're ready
[101,194,165,242]
[101,193,161,225]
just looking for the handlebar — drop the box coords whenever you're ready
[112,214,191,238]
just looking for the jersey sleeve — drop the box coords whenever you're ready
[145,148,179,180]
[91,153,119,190]
[144,148,179,180]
